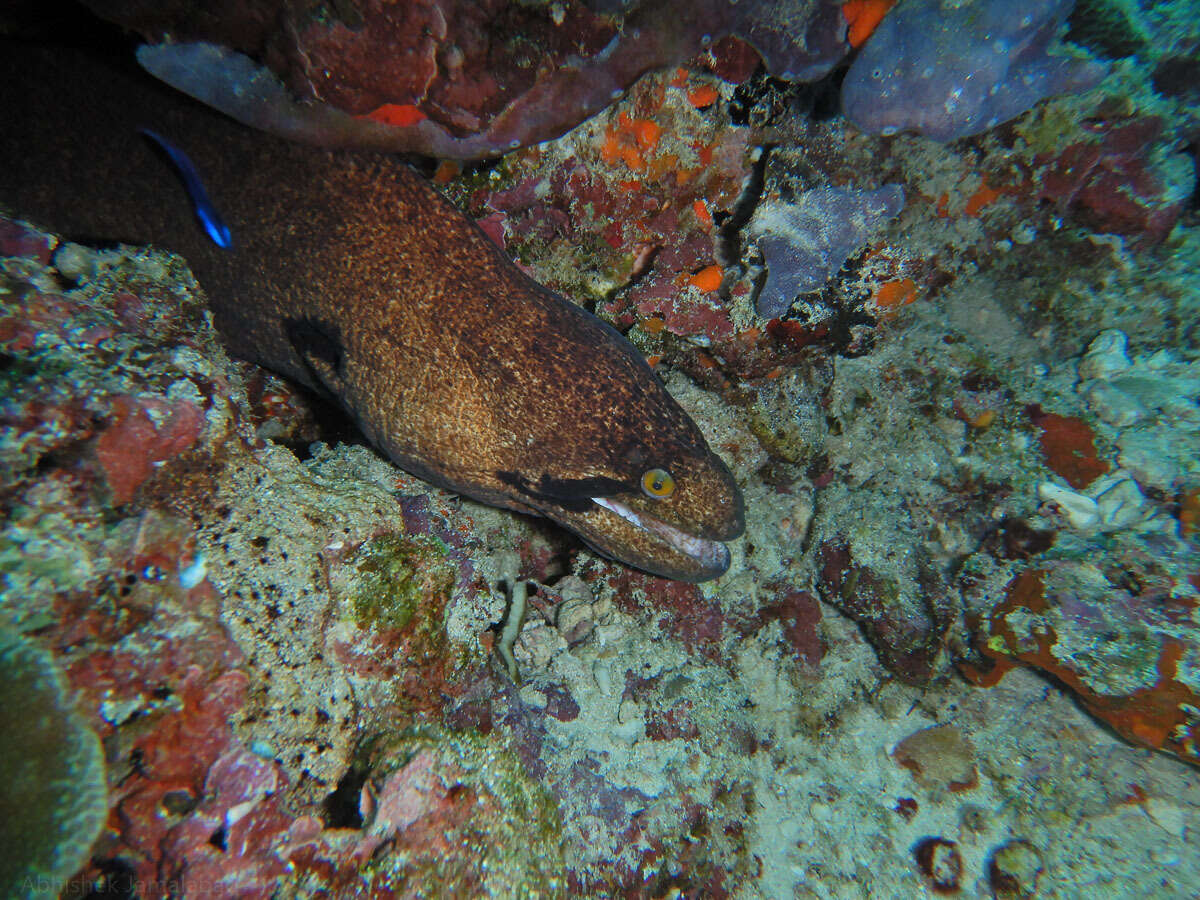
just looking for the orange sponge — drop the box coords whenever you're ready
[842,0,896,48]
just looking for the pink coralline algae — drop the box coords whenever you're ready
[749,184,906,319]
[95,395,205,504]
[1034,115,1193,245]
[63,599,283,894]
[110,668,292,898]
[842,0,1107,141]
[733,586,826,668]
[606,568,730,664]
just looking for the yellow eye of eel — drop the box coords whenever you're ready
[641,468,675,499]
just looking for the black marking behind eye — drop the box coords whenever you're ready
[497,471,631,511]
[285,316,345,394]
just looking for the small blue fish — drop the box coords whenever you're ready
[140,128,232,248]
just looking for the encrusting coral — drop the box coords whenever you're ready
[0,628,107,899]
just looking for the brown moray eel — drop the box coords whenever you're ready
[0,42,744,581]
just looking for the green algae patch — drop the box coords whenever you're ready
[0,629,107,899]
[345,533,455,632]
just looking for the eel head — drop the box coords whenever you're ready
[497,433,744,583]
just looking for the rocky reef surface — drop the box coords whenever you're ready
[2,0,1200,897]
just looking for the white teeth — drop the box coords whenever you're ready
[591,497,730,571]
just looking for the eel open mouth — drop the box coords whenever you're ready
[590,496,732,575]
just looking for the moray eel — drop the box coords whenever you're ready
[0,42,744,581]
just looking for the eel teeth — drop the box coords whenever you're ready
[591,496,730,571]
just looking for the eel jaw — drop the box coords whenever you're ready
[590,496,731,580]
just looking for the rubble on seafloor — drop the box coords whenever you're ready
[2,0,1200,897]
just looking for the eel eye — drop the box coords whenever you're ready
[641,468,675,499]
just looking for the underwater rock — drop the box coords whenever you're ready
[749,184,905,319]
[842,0,1106,141]
[988,839,1044,899]
[729,0,850,82]
[325,530,459,717]
[120,0,846,158]
[892,725,978,794]
[913,837,963,894]
[112,0,629,158]
[338,734,565,894]
[815,536,951,684]
[124,0,768,157]
[1078,327,1133,381]
[133,32,668,160]
[1036,481,1102,532]
[1037,471,1162,536]
[0,629,107,899]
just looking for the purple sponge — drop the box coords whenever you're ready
[750,184,906,319]
[842,0,1107,142]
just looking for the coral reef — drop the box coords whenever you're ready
[0,216,560,895]
[960,327,1200,765]
[1030,112,1194,245]
[1079,329,1200,491]
[4,0,1200,893]
[476,67,752,341]
[964,561,1199,763]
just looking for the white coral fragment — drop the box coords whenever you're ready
[1093,475,1154,532]
[1038,482,1100,532]
[1039,472,1158,535]
[1078,328,1131,381]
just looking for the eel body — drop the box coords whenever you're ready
[0,42,744,581]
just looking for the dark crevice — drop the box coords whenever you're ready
[323,762,369,828]
[717,144,772,268]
